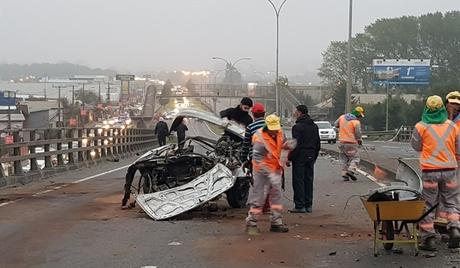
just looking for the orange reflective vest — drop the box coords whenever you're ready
[337,115,360,144]
[415,120,458,171]
[252,129,283,173]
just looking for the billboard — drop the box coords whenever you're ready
[116,74,135,81]
[372,59,431,85]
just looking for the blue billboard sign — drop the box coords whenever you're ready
[372,59,431,86]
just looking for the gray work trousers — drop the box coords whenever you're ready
[420,170,460,241]
[246,169,283,227]
[338,143,360,176]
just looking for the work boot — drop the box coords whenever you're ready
[305,206,312,213]
[346,171,358,181]
[419,237,437,251]
[246,226,261,236]
[270,224,289,233]
[288,207,306,213]
[448,228,460,248]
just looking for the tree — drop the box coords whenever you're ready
[319,11,460,93]
[75,90,98,105]
[184,79,195,95]
[331,81,346,119]
[159,79,173,106]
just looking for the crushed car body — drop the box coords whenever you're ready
[122,108,251,220]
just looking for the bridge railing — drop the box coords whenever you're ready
[0,127,156,187]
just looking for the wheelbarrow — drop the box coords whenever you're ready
[360,159,435,256]
[361,192,437,256]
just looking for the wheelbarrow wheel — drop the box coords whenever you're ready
[382,221,395,250]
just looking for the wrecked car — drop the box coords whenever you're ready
[121,108,251,220]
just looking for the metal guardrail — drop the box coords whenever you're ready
[0,127,156,186]
[362,126,414,142]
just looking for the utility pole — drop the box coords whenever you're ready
[53,85,67,125]
[6,91,12,130]
[43,75,48,100]
[106,82,112,104]
[345,0,353,114]
[71,85,75,105]
[98,81,102,104]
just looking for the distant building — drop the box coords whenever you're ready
[19,100,62,128]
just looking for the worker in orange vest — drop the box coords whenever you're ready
[446,91,460,124]
[411,95,460,251]
[245,114,295,235]
[334,106,364,181]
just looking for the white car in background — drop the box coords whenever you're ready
[315,121,337,144]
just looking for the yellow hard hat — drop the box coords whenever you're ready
[426,95,444,111]
[265,114,281,131]
[446,91,460,105]
[353,106,365,117]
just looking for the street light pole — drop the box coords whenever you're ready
[268,0,288,116]
[212,57,251,94]
[345,0,353,114]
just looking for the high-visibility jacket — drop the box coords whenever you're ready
[336,115,361,144]
[413,120,459,171]
[252,129,283,173]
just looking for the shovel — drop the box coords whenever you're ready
[362,145,388,180]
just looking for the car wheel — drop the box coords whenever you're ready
[226,177,250,208]
[332,140,337,144]
[327,141,332,144]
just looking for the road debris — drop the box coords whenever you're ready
[168,241,183,246]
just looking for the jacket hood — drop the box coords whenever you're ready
[344,113,358,121]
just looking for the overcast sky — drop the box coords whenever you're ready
[0,0,458,75]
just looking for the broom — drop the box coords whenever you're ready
[361,145,388,180]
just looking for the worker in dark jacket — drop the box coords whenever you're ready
[288,105,321,213]
[170,116,188,149]
[154,117,169,146]
[220,97,253,127]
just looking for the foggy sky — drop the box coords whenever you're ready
[0,0,458,75]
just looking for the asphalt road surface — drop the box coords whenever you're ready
[2,149,460,267]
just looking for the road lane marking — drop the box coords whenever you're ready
[0,200,21,207]
[0,164,131,208]
[72,164,131,183]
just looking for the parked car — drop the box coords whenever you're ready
[315,121,337,143]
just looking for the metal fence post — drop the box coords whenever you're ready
[29,130,38,171]
[57,128,64,166]
[86,129,92,161]
[101,128,107,158]
[44,129,52,169]
[13,131,24,175]
[78,129,84,162]
[67,128,74,164]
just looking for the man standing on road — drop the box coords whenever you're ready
[334,106,364,181]
[246,114,293,235]
[171,116,188,149]
[220,97,253,127]
[241,102,266,163]
[411,95,460,251]
[154,117,169,146]
[288,105,320,213]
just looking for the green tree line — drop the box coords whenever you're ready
[321,11,460,130]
